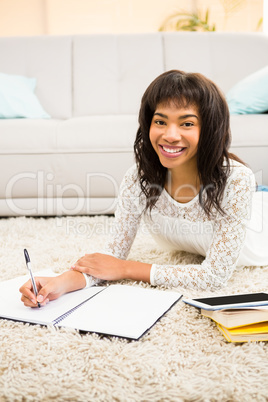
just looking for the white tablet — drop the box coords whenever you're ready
[183,292,268,310]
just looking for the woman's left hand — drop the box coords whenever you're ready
[71,253,127,281]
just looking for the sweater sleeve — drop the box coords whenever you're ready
[83,166,142,288]
[150,167,255,290]
[101,165,142,259]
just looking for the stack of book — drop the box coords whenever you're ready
[201,307,268,343]
[183,293,268,343]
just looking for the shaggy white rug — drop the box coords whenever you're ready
[0,215,268,402]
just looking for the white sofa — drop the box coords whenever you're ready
[0,32,268,216]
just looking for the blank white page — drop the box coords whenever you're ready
[0,270,104,325]
[59,285,182,340]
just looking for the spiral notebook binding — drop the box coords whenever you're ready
[52,287,107,326]
[53,305,80,325]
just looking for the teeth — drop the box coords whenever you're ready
[162,146,184,153]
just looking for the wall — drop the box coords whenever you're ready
[0,0,264,36]
[0,0,46,36]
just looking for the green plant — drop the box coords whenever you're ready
[159,9,216,32]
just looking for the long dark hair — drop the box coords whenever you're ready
[134,70,243,217]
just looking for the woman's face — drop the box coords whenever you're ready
[149,102,201,173]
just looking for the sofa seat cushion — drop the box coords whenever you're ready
[0,115,138,154]
[0,119,62,154]
[58,115,138,151]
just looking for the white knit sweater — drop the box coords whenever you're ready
[88,161,268,290]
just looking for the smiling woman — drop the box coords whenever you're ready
[150,104,200,184]
[19,69,268,308]
[135,70,234,216]
[149,103,201,203]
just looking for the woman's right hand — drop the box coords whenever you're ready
[19,270,86,308]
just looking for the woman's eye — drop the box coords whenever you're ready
[182,122,194,127]
[155,120,166,126]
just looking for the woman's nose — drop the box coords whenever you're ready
[163,125,182,142]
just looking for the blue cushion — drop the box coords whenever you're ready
[226,66,268,115]
[0,72,51,119]
[257,185,268,192]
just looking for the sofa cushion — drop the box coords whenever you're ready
[227,66,268,114]
[0,115,138,154]
[0,72,50,119]
[58,115,138,151]
[0,119,61,154]
[163,32,268,93]
[0,36,72,119]
[208,33,268,93]
[163,32,212,80]
[73,34,164,116]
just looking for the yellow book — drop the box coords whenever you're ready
[201,307,268,329]
[217,321,268,343]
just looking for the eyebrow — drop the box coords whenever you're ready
[153,112,199,120]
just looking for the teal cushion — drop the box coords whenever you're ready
[226,66,268,115]
[257,185,268,192]
[0,72,51,119]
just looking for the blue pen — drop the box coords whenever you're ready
[24,249,41,308]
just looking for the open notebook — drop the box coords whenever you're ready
[0,270,182,340]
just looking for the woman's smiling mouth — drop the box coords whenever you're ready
[159,145,186,158]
